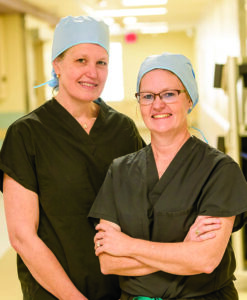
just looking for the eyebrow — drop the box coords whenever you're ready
[77,53,108,60]
[139,88,184,92]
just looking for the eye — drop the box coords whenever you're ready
[97,60,108,66]
[162,91,177,98]
[77,58,86,63]
[143,93,154,100]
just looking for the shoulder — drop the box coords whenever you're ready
[191,136,236,166]
[111,146,148,171]
[6,100,53,133]
[2,101,53,147]
[9,100,52,127]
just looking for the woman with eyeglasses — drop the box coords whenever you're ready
[89,53,247,300]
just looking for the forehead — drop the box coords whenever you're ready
[140,69,183,89]
[64,43,108,59]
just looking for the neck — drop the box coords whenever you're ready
[151,129,191,178]
[55,94,99,132]
[151,129,191,161]
[55,94,99,121]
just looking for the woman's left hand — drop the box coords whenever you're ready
[184,215,221,242]
[94,222,132,257]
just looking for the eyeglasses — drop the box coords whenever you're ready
[135,89,186,105]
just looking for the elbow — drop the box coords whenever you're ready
[99,254,115,275]
[99,259,112,275]
[9,234,22,253]
[100,264,111,275]
[196,257,221,274]
[9,230,28,253]
[8,230,32,256]
[201,264,216,274]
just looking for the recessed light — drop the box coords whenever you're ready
[94,7,167,17]
[122,0,168,6]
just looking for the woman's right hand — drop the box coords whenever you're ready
[184,215,221,242]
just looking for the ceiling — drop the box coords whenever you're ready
[0,0,213,34]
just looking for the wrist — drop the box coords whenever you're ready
[64,289,87,300]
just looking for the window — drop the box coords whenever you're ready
[101,42,124,102]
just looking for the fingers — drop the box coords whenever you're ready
[185,216,222,242]
[196,231,216,241]
[95,222,113,232]
[194,221,221,237]
[95,246,104,256]
[194,216,221,235]
[94,231,104,243]
[95,223,105,231]
[96,240,101,248]
[197,223,221,234]
[94,236,104,253]
[193,217,221,242]
[195,216,221,226]
[94,230,105,254]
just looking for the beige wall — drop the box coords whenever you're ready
[0,14,27,113]
[112,31,195,101]
[195,0,240,147]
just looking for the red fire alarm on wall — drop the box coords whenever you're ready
[124,32,137,43]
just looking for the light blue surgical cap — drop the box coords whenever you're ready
[52,15,109,61]
[35,16,109,89]
[136,53,199,111]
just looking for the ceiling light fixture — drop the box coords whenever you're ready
[94,7,167,17]
[103,17,115,26]
[140,25,169,34]
[125,22,168,34]
[122,0,168,6]
[123,16,137,25]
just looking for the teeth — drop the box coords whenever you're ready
[81,82,95,87]
[153,114,170,119]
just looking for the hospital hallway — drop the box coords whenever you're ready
[1,0,247,298]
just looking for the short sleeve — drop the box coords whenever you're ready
[0,121,38,193]
[198,161,247,231]
[88,164,119,226]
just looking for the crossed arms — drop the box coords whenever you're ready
[94,215,234,276]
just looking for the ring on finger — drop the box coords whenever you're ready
[195,229,200,236]
[96,241,101,248]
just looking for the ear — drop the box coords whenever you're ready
[187,98,193,113]
[52,58,61,77]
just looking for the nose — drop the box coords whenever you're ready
[152,94,166,108]
[86,63,98,78]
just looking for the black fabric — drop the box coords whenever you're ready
[120,281,238,299]
[89,136,247,299]
[0,98,145,300]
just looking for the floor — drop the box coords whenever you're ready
[236,272,247,299]
[239,292,247,300]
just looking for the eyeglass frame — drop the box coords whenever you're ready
[135,89,187,105]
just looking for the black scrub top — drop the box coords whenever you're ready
[89,136,247,299]
[0,98,145,300]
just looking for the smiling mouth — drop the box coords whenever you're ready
[152,113,171,119]
[80,82,97,87]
